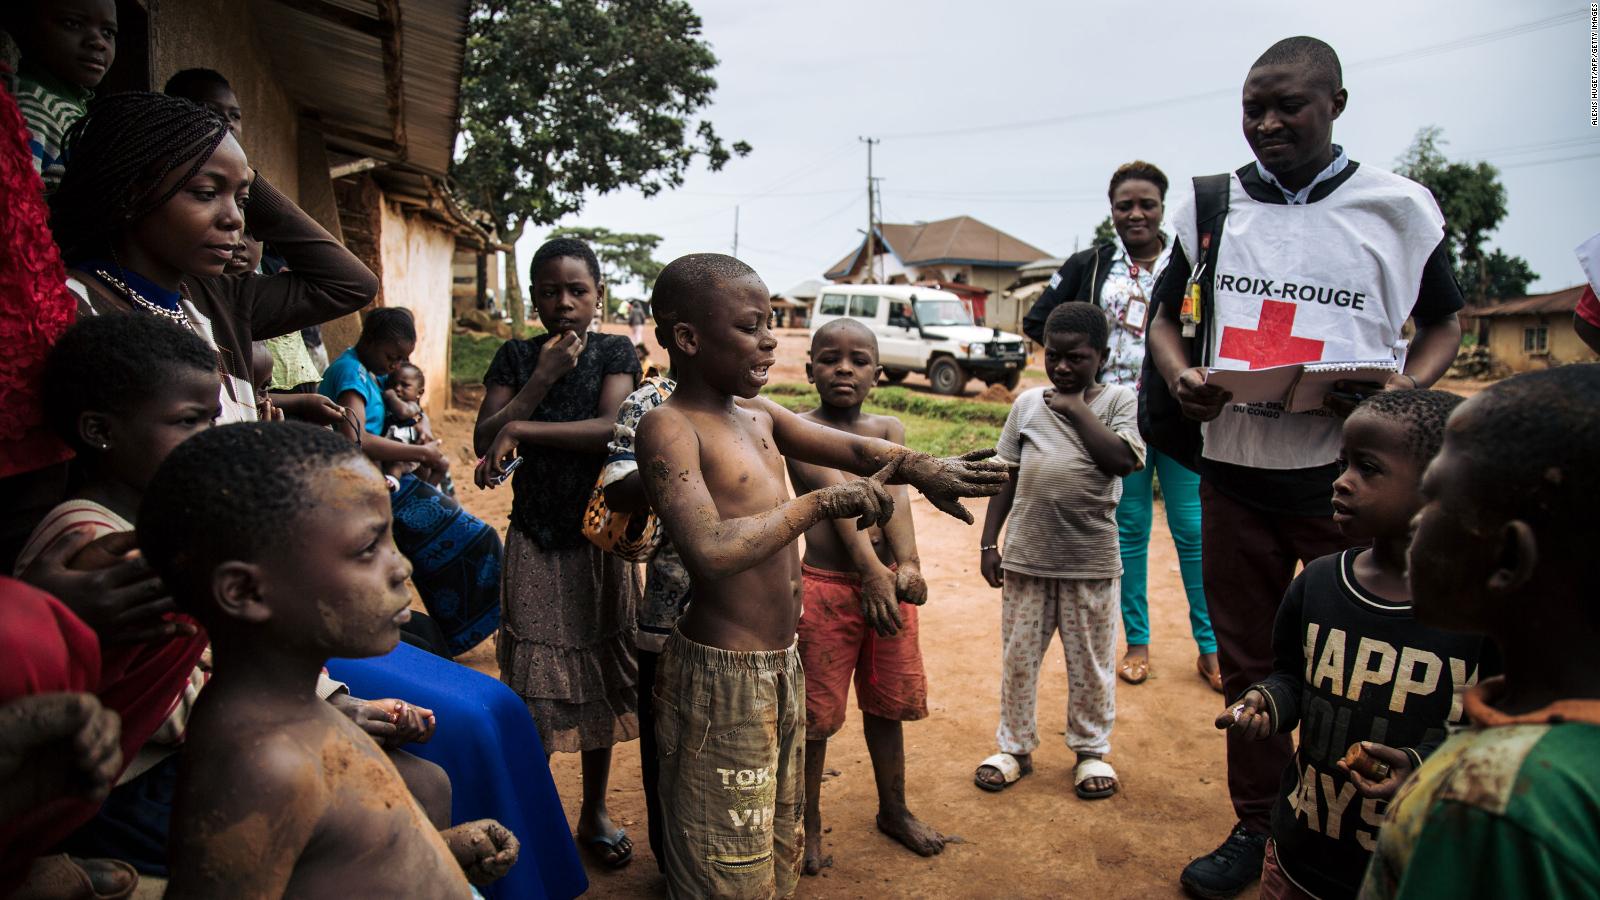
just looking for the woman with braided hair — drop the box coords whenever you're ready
[50,90,376,426]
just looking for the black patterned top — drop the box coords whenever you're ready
[483,332,640,549]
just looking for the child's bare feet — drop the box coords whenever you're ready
[802,823,832,875]
[876,807,946,856]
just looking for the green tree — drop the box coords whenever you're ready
[1092,215,1116,246]
[1395,126,1537,304]
[1479,248,1538,301]
[547,226,665,319]
[453,0,751,333]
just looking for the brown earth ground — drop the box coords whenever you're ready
[435,325,1485,899]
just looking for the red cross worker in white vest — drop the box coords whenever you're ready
[1141,36,1463,900]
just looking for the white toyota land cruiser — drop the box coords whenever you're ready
[809,284,1028,395]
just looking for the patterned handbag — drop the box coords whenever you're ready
[582,374,672,562]
[582,476,663,562]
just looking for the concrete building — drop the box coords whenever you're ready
[106,0,499,418]
[1457,285,1599,372]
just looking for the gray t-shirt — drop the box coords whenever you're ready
[995,384,1146,580]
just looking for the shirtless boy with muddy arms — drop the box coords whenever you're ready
[787,320,945,874]
[636,254,1008,898]
[139,423,518,899]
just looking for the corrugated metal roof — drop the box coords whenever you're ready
[1457,285,1586,318]
[825,216,1053,279]
[248,0,467,177]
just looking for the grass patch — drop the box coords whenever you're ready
[763,384,1003,456]
[451,333,505,384]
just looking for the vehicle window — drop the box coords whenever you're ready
[914,299,973,327]
[888,301,915,326]
[848,294,879,318]
[818,293,847,316]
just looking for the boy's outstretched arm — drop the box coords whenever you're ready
[788,457,904,636]
[878,419,926,605]
[165,736,324,899]
[758,397,1010,523]
[638,407,895,582]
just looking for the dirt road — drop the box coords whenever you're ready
[439,372,1246,899]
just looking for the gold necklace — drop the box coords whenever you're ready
[93,269,191,327]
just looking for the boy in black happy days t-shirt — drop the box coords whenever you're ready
[1217,390,1495,900]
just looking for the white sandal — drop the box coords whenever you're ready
[974,752,1031,792]
[1074,757,1118,800]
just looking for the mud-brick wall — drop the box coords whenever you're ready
[149,0,298,192]
[378,199,455,421]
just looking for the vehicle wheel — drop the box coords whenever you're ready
[882,369,909,384]
[928,358,968,395]
[1002,370,1022,391]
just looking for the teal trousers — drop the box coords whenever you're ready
[1116,448,1214,654]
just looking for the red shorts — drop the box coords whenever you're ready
[797,564,928,738]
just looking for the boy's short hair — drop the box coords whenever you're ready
[1251,36,1343,93]
[392,361,424,382]
[163,67,232,101]
[1353,389,1464,466]
[1452,365,1600,548]
[811,318,879,358]
[1108,160,1169,202]
[530,238,602,286]
[138,422,367,615]
[42,315,217,450]
[360,307,415,344]
[651,253,760,332]
[1043,301,1109,351]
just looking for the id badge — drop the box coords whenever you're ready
[1122,297,1149,336]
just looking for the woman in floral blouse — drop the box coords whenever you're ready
[1023,161,1217,692]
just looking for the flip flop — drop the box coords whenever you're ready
[19,855,138,899]
[1197,656,1224,693]
[973,752,1032,792]
[1074,757,1118,800]
[1118,656,1149,685]
[581,828,634,869]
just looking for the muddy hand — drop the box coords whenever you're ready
[861,570,902,637]
[816,464,896,531]
[1213,689,1272,741]
[1337,741,1413,800]
[445,819,521,884]
[0,693,122,821]
[895,563,928,606]
[896,449,1011,525]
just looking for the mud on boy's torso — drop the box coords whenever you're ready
[178,695,473,900]
[671,398,804,649]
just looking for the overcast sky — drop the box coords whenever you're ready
[513,0,1598,300]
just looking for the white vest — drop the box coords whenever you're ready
[1169,165,1444,470]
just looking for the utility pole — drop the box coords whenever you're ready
[859,136,879,284]
[732,205,740,259]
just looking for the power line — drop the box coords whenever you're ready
[879,11,1582,141]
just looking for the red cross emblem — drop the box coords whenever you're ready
[1218,299,1326,369]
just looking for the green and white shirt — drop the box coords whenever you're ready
[1360,677,1600,900]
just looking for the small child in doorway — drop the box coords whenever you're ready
[635,254,1008,897]
[1217,390,1493,900]
[1361,366,1600,899]
[141,422,518,898]
[5,0,117,190]
[975,301,1142,799]
[786,319,944,874]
